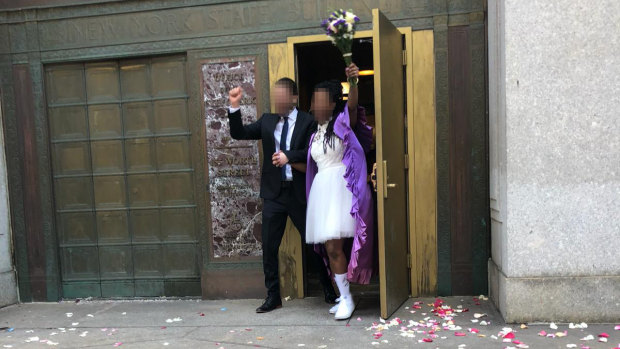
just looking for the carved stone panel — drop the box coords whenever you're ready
[202,57,262,260]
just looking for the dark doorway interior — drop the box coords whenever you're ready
[294,38,379,298]
[296,39,375,116]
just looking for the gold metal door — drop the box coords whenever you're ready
[372,8,410,319]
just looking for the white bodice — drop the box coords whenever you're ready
[311,122,345,171]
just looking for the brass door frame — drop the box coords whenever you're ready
[269,27,437,300]
[409,30,438,296]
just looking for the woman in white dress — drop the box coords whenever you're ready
[305,63,375,320]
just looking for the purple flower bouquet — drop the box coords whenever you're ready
[321,9,361,86]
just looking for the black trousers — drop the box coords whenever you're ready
[261,182,331,297]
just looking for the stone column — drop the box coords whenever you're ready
[488,0,620,322]
[0,96,18,307]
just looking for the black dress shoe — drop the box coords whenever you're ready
[256,296,282,313]
[323,285,338,304]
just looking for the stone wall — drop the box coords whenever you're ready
[0,95,18,307]
[488,0,620,322]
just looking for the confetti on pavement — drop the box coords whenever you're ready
[362,296,614,348]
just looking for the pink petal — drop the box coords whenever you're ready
[614,325,620,330]
[454,332,466,336]
[538,330,547,336]
[113,343,122,347]
[512,340,522,344]
[599,332,609,338]
[504,332,515,339]
[422,338,433,343]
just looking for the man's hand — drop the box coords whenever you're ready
[370,162,377,192]
[229,87,243,109]
[272,151,289,167]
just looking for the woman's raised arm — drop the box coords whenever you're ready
[346,63,360,128]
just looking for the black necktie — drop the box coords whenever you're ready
[280,116,289,180]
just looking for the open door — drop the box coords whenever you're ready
[372,8,410,319]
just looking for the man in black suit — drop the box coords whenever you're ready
[227,78,336,313]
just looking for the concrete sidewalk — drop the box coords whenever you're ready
[1,296,618,348]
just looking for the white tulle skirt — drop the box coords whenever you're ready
[306,165,356,244]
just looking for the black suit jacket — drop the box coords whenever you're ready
[227,108,316,204]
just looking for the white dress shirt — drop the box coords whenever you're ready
[228,106,297,181]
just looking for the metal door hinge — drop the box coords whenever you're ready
[402,50,407,66]
[407,253,412,268]
[404,154,409,169]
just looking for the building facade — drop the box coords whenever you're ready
[0,0,490,316]
[1,0,616,323]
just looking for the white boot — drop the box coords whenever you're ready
[329,297,341,314]
[334,294,355,320]
[333,274,355,320]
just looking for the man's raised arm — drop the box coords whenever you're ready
[227,87,262,140]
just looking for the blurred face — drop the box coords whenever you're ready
[273,85,297,115]
[311,89,335,123]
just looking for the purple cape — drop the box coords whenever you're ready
[306,106,375,284]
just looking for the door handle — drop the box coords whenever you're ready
[382,160,397,199]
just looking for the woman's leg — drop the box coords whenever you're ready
[325,238,347,274]
[325,238,355,319]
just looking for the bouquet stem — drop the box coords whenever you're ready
[342,53,358,87]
